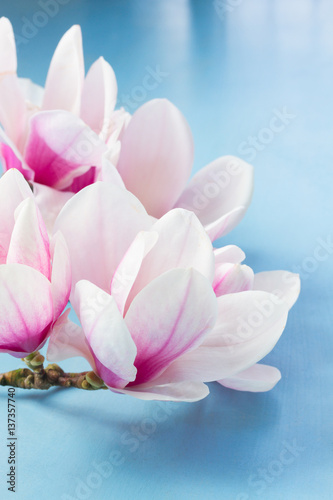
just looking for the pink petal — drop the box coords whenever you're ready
[0,130,34,179]
[75,280,137,389]
[111,230,158,315]
[99,155,125,187]
[47,309,95,367]
[50,231,71,321]
[81,57,117,138]
[218,364,281,392]
[0,75,27,149]
[125,268,217,385]
[175,156,254,240]
[33,183,74,236]
[126,209,215,311]
[54,182,152,295]
[42,25,84,114]
[0,263,53,357]
[24,110,106,190]
[117,98,194,217]
[151,290,290,384]
[47,309,96,371]
[115,381,210,402]
[0,17,17,73]
[0,169,33,264]
[6,198,50,279]
[213,263,254,296]
[253,271,300,309]
[214,244,246,265]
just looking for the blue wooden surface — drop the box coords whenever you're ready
[0,1,332,499]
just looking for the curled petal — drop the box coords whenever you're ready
[175,156,254,240]
[218,364,281,392]
[214,245,246,265]
[253,271,300,309]
[75,280,137,389]
[116,381,210,402]
[117,98,194,217]
[24,110,106,190]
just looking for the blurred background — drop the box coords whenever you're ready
[0,1,332,499]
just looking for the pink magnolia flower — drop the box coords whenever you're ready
[0,18,253,241]
[0,169,71,357]
[47,182,299,402]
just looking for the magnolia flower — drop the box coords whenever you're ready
[0,169,71,357]
[47,182,300,402]
[0,18,253,240]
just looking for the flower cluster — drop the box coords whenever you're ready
[0,18,300,402]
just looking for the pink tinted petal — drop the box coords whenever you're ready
[213,263,254,296]
[116,381,209,402]
[81,57,117,137]
[67,166,97,193]
[33,183,73,236]
[218,364,281,392]
[18,78,44,108]
[111,231,158,315]
[0,75,27,149]
[175,156,254,240]
[47,309,95,367]
[0,130,34,179]
[75,280,137,389]
[6,198,50,278]
[253,271,300,309]
[24,110,106,190]
[125,268,217,385]
[50,232,71,321]
[126,209,215,311]
[0,17,17,73]
[0,264,53,357]
[42,25,84,114]
[117,99,194,217]
[54,182,152,295]
[0,170,33,262]
[214,245,245,265]
[99,155,125,187]
[152,290,290,384]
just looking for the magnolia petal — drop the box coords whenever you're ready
[75,280,137,389]
[151,290,290,384]
[111,231,158,315]
[213,263,254,296]
[117,98,194,217]
[6,198,50,278]
[98,155,125,187]
[125,268,217,385]
[116,381,210,402]
[0,17,16,74]
[81,57,118,137]
[42,25,84,114]
[50,232,71,321]
[218,364,281,392]
[126,209,215,309]
[54,182,151,295]
[0,129,34,178]
[0,264,53,357]
[214,245,246,265]
[47,309,95,367]
[18,78,44,108]
[0,75,27,149]
[253,271,300,310]
[175,156,254,240]
[33,183,74,236]
[24,110,106,190]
